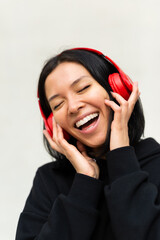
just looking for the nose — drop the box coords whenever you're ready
[67,96,84,115]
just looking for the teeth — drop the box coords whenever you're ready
[76,113,99,128]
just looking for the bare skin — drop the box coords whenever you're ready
[44,76,140,179]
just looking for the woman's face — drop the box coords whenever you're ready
[45,62,111,148]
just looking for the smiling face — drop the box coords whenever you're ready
[45,62,111,149]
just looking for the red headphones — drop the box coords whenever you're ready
[38,47,133,140]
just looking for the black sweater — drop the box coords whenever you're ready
[16,138,160,240]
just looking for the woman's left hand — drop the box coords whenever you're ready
[104,82,140,151]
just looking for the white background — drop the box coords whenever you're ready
[0,0,160,239]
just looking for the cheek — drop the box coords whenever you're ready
[89,87,109,102]
[89,92,108,109]
[53,111,66,128]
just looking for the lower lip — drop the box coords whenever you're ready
[77,115,100,134]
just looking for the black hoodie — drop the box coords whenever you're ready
[16,138,160,240]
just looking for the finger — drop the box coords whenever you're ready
[57,123,64,140]
[56,124,69,149]
[43,129,60,152]
[110,91,130,118]
[52,116,58,141]
[128,81,140,103]
[104,99,121,112]
[105,99,126,124]
[110,91,128,106]
[128,82,140,114]
[76,141,88,158]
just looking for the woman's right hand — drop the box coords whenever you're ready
[43,117,99,179]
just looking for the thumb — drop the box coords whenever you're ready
[76,141,88,157]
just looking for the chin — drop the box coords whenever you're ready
[82,136,107,149]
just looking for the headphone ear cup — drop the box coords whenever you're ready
[108,73,133,100]
[46,113,70,140]
[46,113,54,138]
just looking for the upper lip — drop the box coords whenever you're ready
[73,111,99,127]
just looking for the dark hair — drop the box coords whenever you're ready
[38,49,145,166]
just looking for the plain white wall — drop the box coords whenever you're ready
[0,0,160,239]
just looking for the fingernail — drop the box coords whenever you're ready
[52,116,56,123]
[57,123,61,128]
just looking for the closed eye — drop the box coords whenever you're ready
[78,85,90,93]
[54,102,63,110]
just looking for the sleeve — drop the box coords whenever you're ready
[15,169,103,240]
[104,146,160,240]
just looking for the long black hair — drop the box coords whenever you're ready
[38,49,145,166]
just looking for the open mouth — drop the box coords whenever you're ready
[75,113,99,130]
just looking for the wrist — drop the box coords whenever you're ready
[110,143,130,151]
[110,129,129,151]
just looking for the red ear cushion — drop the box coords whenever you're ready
[108,73,132,100]
[45,113,53,138]
[46,113,70,140]
[120,72,133,93]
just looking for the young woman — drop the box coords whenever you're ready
[16,48,160,240]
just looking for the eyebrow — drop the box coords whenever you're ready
[48,75,89,102]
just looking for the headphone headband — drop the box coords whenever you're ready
[71,47,133,96]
